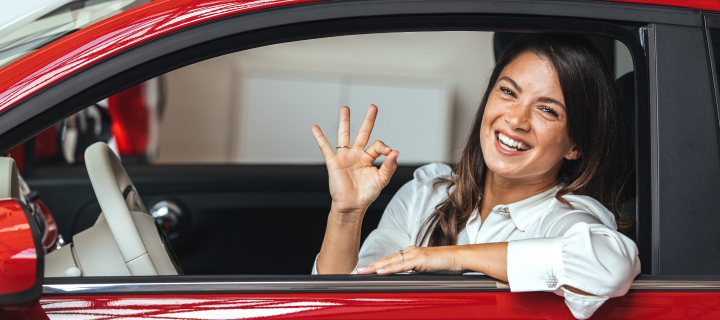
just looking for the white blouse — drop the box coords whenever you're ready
[312,163,640,319]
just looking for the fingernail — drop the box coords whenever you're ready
[376,269,384,274]
[384,147,391,151]
[357,267,366,272]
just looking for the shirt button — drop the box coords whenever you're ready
[497,207,510,215]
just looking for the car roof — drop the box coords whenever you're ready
[0,0,71,40]
[0,0,715,115]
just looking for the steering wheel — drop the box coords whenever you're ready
[85,142,181,276]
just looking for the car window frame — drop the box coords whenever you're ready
[0,0,664,292]
[705,13,720,142]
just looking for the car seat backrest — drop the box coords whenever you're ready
[616,71,637,242]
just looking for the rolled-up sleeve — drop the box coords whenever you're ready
[507,221,640,319]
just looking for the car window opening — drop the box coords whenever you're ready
[3,30,640,279]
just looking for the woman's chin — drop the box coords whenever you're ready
[484,161,525,179]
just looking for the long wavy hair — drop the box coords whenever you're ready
[418,34,634,246]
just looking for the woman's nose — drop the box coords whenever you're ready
[504,103,531,131]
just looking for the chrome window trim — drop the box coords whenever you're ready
[42,280,506,294]
[42,280,720,295]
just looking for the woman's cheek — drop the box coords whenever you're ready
[541,124,572,157]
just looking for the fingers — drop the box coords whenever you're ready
[337,106,350,148]
[311,125,335,161]
[357,253,402,275]
[351,105,378,150]
[365,140,392,159]
[378,150,399,186]
[363,140,398,187]
[376,259,414,275]
[357,246,415,275]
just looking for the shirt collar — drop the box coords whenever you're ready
[503,184,561,232]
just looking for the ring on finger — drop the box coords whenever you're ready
[399,249,404,261]
[336,146,349,149]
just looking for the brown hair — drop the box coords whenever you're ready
[418,34,634,246]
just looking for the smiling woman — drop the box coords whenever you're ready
[312,34,639,319]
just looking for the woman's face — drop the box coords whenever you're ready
[479,52,579,183]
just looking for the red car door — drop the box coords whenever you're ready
[1,0,720,319]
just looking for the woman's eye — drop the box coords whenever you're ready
[500,87,515,97]
[541,107,559,117]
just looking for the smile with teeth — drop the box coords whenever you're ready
[497,132,530,152]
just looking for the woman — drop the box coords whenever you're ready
[310,34,640,319]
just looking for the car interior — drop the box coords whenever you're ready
[4,30,640,278]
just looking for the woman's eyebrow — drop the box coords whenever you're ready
[499,76,522,93]
[538,97,566,110]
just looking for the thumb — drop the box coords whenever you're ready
[378,150,399,186]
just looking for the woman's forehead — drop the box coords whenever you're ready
[499,52,564,104]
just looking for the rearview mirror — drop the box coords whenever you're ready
[0,158,43,308]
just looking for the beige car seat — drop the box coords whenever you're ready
[44,142,179,277]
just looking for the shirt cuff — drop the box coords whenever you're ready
[507,237,564,292]
[311,254,359,275]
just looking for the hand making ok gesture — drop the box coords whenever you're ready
[311,105,400,216]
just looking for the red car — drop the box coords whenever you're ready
[1,0,720,318]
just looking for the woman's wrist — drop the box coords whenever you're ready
[318,204,365,274]
[450,245,472,271]
[329,203,367,223]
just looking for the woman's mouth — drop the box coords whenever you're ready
[496,132,530,152]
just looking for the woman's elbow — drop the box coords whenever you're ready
[594,234,641,296]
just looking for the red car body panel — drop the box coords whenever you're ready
[108,84,150,156]
[0,291,717,319]
[0,200,37,295]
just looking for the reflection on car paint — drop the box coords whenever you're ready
[8,292,715,319]
[0,199,37,295]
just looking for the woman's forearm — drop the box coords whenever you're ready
[316,204,366,274]
[455,242,591,295]
[455,242,509,281]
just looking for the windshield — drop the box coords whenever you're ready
[0,0,148,68]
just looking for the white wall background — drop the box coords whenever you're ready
[156,31,496,164]
[234,69,452,164]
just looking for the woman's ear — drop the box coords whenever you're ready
[566,145,581,160]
